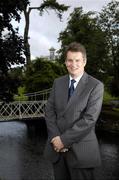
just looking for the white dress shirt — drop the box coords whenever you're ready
[69,73,84,89]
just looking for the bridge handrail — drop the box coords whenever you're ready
[24,88,52,96]
[14,88,52,101]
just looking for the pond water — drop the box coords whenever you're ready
[0,119,119,180]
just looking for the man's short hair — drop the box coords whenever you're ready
[65,42,87,62]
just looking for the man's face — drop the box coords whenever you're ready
[65,51,86,78]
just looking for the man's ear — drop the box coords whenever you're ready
[84,60,86,67]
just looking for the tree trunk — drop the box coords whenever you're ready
[24,7,31,66]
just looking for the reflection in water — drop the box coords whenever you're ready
[0,121,26,180]
[0,120,118,180]
[97,132,119,180]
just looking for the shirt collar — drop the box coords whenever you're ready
[69,73,84,88]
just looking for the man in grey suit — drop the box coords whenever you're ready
[44,42,104,180]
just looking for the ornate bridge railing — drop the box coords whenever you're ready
[0,88,51,121]
[0,100,47,121]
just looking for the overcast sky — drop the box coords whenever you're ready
[15,0,112,59]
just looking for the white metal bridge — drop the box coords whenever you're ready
[0,89,51,121]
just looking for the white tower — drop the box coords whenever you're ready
[49,47,56,60]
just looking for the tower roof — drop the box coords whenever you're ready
[49,47,55,51]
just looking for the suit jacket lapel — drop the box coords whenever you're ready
[64,72,88,112]
[61,75,69,109]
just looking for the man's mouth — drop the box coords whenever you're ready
[71,68,78,70]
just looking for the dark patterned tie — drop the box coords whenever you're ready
[68,79,76,99]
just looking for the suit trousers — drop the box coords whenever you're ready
[53,153,96,180]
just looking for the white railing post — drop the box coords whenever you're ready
[19,100,22,119]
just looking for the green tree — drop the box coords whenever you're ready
[24,58,66,93]
[0,0,29,101]
[58,7,107,80]
[98,0,119,96]
[22,0,69,66]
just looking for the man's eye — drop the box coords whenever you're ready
[76,59,82,62]
[67,59,72,62]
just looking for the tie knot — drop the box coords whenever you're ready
[71,79,76,85]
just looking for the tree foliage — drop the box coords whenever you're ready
[58,7,107,80]
[98,0,119,96]
[0,0,29,101]
[0,0,68,101]
[24,58,66,93]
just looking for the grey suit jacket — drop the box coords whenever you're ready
[44,72,104,168]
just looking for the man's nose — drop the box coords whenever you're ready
[71,61,77,66]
